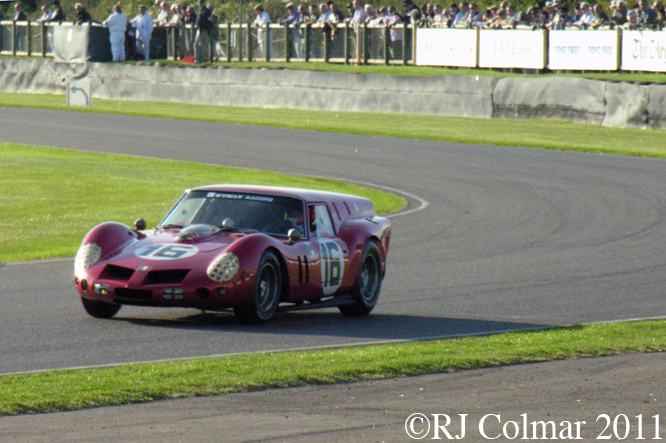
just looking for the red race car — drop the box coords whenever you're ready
[74,185,391,324]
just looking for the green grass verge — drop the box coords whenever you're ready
[0,143,405,263]
[2,320,665,416]
[2,92,665,159]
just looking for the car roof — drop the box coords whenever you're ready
[190,184,366,204]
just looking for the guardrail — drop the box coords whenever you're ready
[2,20,666,72]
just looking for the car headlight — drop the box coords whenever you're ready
[207,253,239,282]
[75,243,102,278]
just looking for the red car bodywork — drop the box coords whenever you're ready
[74,185,391,323]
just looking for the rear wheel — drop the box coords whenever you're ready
[81,297,121,319]
[234,251,282,324]
[339,241,382,317]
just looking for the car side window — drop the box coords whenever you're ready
[308,204,335,238]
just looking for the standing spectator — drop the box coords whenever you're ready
[49,0,66,24]
[430,4,447,26]
[14,2,27,21]
[74,3,94,25]
[347,0,367,26]
[13,2,27,53]
[34,5,53,23]
[279,2,303,58]
[467,3,483,25]
[298,4,310,23]
[637,0,658,26]
[309,5,320,22]
[624,9,639,27]
[168,4,182,25]
[611,0,628,24]
[365,4,378,23]
[316,2,333,24]
[384,5,403,58]
[155,1,173,27]
[328,1,345,22]
[184,5,197,24]
[653,1,666,25]
[252,4,272,59]
[130,5,154,60]
[570,2,594,27]
[194,0,212,62]
[459,1,472,25]
[590,4,609,28]
[103,4,127,61]
[403,0,422,25]
[448,3,464,26]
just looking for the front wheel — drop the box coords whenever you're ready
[81,297,121,319]
[339,241,382,317]
[234,251,282,324]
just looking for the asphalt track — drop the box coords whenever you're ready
[2,107,666,375]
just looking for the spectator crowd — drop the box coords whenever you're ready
[1,0,665,62]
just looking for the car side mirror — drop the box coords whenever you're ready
[134,218,147,231]
[287,228,302,242]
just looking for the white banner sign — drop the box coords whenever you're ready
[549,30,618,70]
[415,28,477,67]
[621,30,666,72]
[479,29,545,69]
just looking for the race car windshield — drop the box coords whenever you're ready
[160,191,306,237]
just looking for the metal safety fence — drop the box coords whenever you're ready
[0,20,415,65]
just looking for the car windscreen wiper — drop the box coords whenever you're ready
[157,224,185,229]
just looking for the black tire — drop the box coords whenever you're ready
[81,297,121,319]
[234,251,282,324]
[339,241,382,317]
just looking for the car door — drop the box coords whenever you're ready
[287,203,349,301]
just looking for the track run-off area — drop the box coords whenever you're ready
[1,107,666,375]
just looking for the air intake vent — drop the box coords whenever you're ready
[99,265,135,282]
[143,270,190,285]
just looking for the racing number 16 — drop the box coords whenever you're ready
[321,241,341,289]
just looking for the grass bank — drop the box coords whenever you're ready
[1,92,666,159]
[1,320,665,416]
[0,143,405,263]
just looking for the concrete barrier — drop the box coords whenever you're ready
[0,58,663,130]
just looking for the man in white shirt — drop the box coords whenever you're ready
[103,4,128,61]
[252,4,272,59]
[571,2,594,27]
[34,5,53,23]
[130,5,153,60]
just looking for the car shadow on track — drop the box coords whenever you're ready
[118,311,551,341]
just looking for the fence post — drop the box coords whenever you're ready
[363,22,370,65]
[402,24,407,65]
[617,27,622,71]
[265,23,271,62]
[41,23,47,57]
[12,21,17,56]
[542,27,548,73]
[26,21,32,56]
[227,22,232,62]
[344,22,349,65]
[247,21,253,62]
[304,24,311,62]
[285,23,291,62]
[411,24,416,65]
[172,27,178,61]
[383,25,389,65]
[323,26,330,63]
[238,23,243,62]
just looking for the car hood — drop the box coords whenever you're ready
[101,228,240,269]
